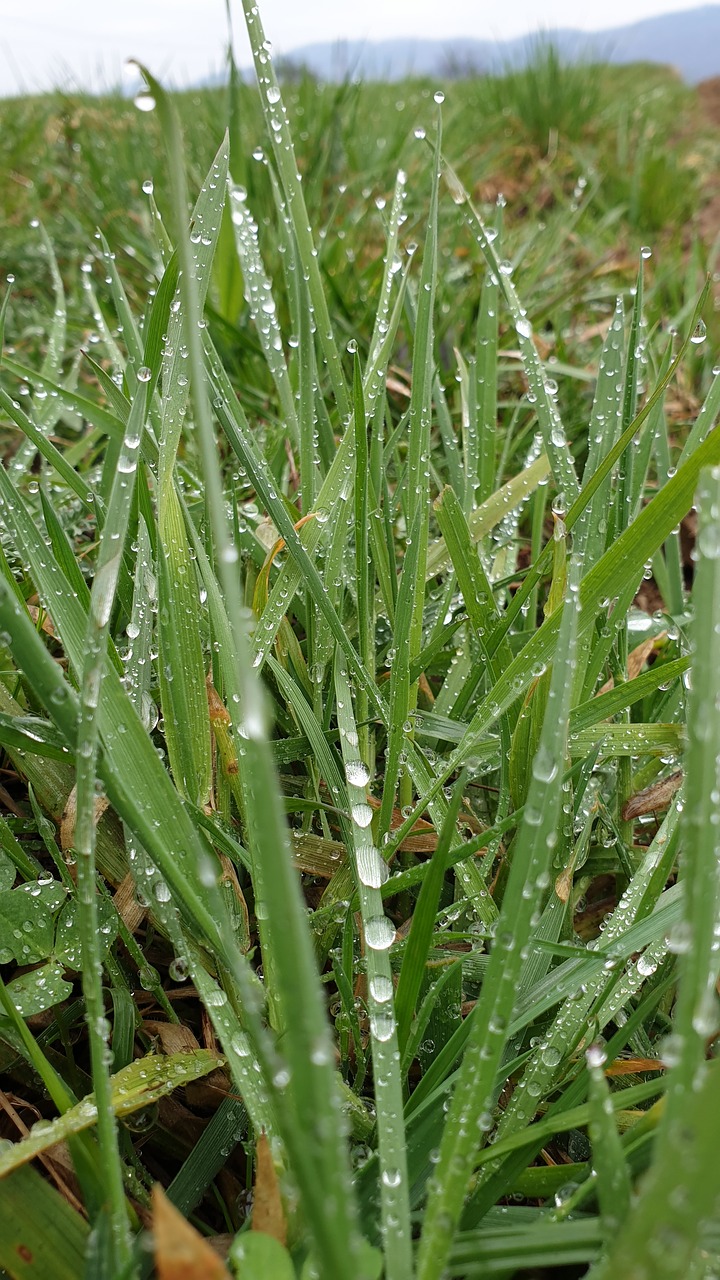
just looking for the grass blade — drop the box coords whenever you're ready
[416,558,580,1280]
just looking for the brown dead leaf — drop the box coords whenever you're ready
[27,604,56,637]
[555,864,574,905]
[60,786,109,853]
[386,365,412,398]
[218,854,251,952]
[252,1131,287,1246]
[621,770,683,822]
[143,1022,201,1056]
[114,873,146,933]
[572,317,613,345]
[152,1183,231,1279]
[605,1058,666,1076]
[184,1069,230,1110]
[599,632,665,694]
[627,633,665,681]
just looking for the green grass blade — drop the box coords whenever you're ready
[237,0,349,418]
[0,1164,89,1279]
[588,1062,720,1280]
[443,156,579,502]
[416,559,580,1280]
[135,66,362,1278]
[394,775,466,1056]
[586,1048,632,1236]
[334,655,412,1280]
[655,465,720,1130]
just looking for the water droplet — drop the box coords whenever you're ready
[357,844,388,889]
[698,522,720,559]
[586,1043,607,1069]
[370,1010,396,1042]
[351,802,373,829]
[345,759,371,787]
[369,974,394,1003]
[433,90,445,104]
[231,1031,251,1057]
[134,92,156,113]
[365,916,396,951]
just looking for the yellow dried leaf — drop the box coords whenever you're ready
[252,1131,287,1246]
[152,1184,231,1279]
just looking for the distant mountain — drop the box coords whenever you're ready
[266,7,720,84]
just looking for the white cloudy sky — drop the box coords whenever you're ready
[0,0,709,97]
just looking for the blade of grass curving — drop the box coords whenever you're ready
[492,283,710,647]
[679,366,720,462]
[382,414,720,848]
[462,803,683,1226]
[237,0,349,417]
[367,169,407,372]
[229,183,299,444]
[425,454,550,579]
[475,218,500,505]
[416,559,580,1280]
[442,156,578,501]
[267,654,351,848]
[0,386,97,511]
[334,655,412,1280]
[97,231,143,373]
[204,259,407,676]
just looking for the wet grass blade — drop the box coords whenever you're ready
[416,560,580,1280]
[334,656,412,1280]
[394,775,466,1056]
[136,66,362,1278]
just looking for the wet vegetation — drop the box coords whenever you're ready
[0,10,719,1279]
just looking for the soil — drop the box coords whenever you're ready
[696,77,720,245]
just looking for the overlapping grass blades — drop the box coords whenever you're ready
[0,5,717,1277]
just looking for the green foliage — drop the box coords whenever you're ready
[479,41,605,149]
[0,7,719,1280]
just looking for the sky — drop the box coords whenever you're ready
[0,0,712,98]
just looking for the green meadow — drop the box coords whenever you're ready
[0,7,719,1277]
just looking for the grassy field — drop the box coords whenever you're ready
[0,7,719,1277]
